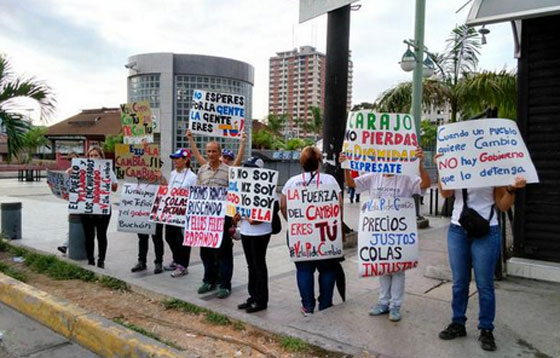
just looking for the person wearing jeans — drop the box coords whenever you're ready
[436,155,527,352]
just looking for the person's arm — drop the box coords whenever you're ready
[185,130,207,166]
[434,153,454,198]
[153,170,167,185]
[416,147,431,190]
[232,132,247,167]
[280,193,287,219]
[338,152,356,188]
[494,176,526,212]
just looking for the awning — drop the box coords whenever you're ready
[467,0,560,26]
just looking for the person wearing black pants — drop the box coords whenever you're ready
[239,233,271,312]
[199,216,234,296]
[131,223,164,274]
[82,213,111,267]
[165,225,191,276]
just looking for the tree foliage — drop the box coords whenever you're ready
[375,25,516,121]
[103,133,124,153]
[0,55,56,162]
[22,125,48,163]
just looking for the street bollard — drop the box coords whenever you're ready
[1,202,22,240]
[68,214,87,260]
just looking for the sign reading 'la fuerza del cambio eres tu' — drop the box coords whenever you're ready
[341,111,419,176]
[189,89,245,139]
[436,118,539,189]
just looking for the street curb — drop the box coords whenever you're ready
[0,273,191,358]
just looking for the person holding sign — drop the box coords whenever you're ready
[281,146,344,316]
[435,152,527,352]
[234,157,277,313]
[194,140,236,299]
[341,146,430,322]
[80,147,118,268]
[162,148,197,278]
[186,130,246,167]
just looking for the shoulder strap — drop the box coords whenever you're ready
[462,188,469,209]
[305,171,317,186]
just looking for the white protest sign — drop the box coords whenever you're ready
[358,197,419,277]
[286,184,343,262]
[226,167,278,223]
[189,89,245,139]
[341,111,419,176]
[149,185,189,227]
[47,170,69,200]
[68,158,112,215]
[184,186,227,248]
[118,183,158,235]
[436,119,539,189]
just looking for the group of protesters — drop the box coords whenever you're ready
[58,126,528,352]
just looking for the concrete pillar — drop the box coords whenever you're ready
[1,202,22,240]
[68,214,87,260]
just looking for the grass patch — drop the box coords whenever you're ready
[0,261,28,282]
[232,321,245,331]
[279,335,310,353]
[162,298,208,315]
[99,276,129,291]
[9,246,27,258]
[205,312,231,326]
[24,252,96,282]
[112,318,182,351]
[0,239,10,252]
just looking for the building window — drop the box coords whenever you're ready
[129,74,161,108]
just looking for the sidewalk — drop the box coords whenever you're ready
[1,179,559,358]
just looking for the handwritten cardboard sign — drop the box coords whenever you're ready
[68,158,112,215]
[120,101,154,144]
[226,167,278,223]
[286,184,343,262]
[341,111,419,176]
[189,89,245,138]
[184,186,227,248]
[46,170,70,200]
[114,143,162,181]
[149,185,189,227]
[118,183,158,235]
[436,119,539,189]
[358,197,419,277]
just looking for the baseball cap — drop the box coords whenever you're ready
[243,156,264,168]
[169,148,191,159]
[222,149,235,160]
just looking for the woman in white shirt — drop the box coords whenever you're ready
[280,146,344,316]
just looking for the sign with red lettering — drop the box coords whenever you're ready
[67,158,113,215]
[226,167,278,223]
[436,118,539,189]
[286,184,343,262]
[358,197,418,277]
[184,186,227,248]
[341,111,419,176]
[114,143,162,181]
[149,185,189,227]
[189,89,245,139]
[118,183,158,235]
[120,101,153,144]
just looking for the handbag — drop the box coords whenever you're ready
[458,188,494,238]
[271,200,282,235]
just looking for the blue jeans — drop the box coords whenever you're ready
[447,224,501,330]
[295,260,337,313]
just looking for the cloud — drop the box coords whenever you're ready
[1,0,516,124]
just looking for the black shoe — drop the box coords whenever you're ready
[131,262,147,272]
[439,323,467,340]
[57,246,67,254]
[237,300,253,310]
[97,261,104,269]
[479,329,497,351]
[154,263,163,274]
[88,259,95,266]
[245,303,267,313]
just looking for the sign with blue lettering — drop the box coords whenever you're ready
[341,111,420,176]
[189,89,245,139]
[358,197,418,277]
[436,119,539,189]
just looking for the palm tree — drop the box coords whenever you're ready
[22,126,49,163]
[266,113,287,134]
[303,106,323,139]
[0,55,55,162]
[375,25,516,121]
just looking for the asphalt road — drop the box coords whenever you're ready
[0,302,100,358]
